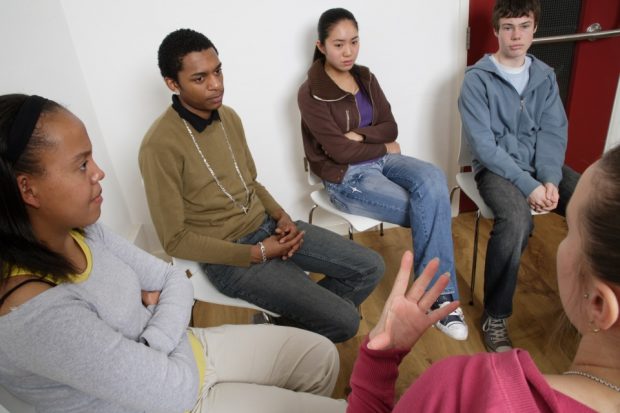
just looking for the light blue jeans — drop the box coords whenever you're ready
[324,154,458,299]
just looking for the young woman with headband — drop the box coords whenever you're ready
[0,93,348,413]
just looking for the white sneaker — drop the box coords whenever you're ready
[433,301,469,341]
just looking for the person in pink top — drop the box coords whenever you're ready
[346,145,620,412]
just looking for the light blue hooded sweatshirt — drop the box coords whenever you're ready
[458,54,568,197]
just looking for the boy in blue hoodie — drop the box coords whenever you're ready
[458,0,580,353]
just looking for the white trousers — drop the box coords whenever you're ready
[189,324,347,413]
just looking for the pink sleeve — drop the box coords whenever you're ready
[346,336,408,413]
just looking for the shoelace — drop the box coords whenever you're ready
[482,317,509,342]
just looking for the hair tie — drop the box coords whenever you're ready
[6,95,48,163]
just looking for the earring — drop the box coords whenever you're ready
[583,293,589,299]
[589,321,600,333]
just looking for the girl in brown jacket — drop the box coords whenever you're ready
[298,8,467,341]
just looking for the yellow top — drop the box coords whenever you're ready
[9,230,92,283]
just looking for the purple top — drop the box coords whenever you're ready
[351,86,380,166]
[355,87,373,128]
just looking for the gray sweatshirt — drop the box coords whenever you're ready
[458,54,568,197]
[0,223,198,412]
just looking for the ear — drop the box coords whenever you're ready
[316,40,326,56]
[164,77,180,94]
[16,174,40,208]
[589,278,619,331]
[533,25,538,34]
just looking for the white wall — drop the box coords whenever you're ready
[1,0,469,254]
[0,0,133,238]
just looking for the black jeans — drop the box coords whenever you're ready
[475,165,580,318]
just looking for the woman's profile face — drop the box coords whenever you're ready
[556,164,593,332]
[23,109,105,230]
[319,19,359,72]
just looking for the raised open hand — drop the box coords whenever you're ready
[368,251,459,351]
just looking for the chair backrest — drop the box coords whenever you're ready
[303,157,323,186]
[456,128,475,167]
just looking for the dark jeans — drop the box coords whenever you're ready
[475,165,580,318]
[204,216,384,343]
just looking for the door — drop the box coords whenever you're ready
[564,0,620,172]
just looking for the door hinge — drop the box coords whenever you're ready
[466,26,471,50]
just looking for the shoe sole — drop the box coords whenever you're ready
[433,324,469,341]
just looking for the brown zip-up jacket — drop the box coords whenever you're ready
[298,59,398,183]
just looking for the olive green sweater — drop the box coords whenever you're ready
[139,105,281,266]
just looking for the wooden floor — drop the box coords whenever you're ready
[191,212,575,399]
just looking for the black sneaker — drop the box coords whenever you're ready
[481,313,512,352]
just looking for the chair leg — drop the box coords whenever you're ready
[449,185,460,203]
[190,300,197,327]
[261,312,276,324]
[379,222,384,236]
[308,204,318,224]
[470,212,541,306]
[470,210,481,306]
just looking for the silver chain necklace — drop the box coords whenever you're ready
[182,119,251,214]
[563,370,620,393]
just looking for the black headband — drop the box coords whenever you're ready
[6,95,48,164]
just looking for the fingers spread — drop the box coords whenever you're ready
[417,272,451,311]
[386,251,414,302]
[405,257,439,302]
[428,299,460,325]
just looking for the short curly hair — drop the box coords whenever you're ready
[491,0,540,32]
[157,28,218,81]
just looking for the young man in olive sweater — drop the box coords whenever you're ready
[139,28,384,343]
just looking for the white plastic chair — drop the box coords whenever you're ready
[304,158,383,239]
[450,131,547,305]
[0,384,35,413]
[171,257,279,321]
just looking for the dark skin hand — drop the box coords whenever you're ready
[250,210,305,263]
